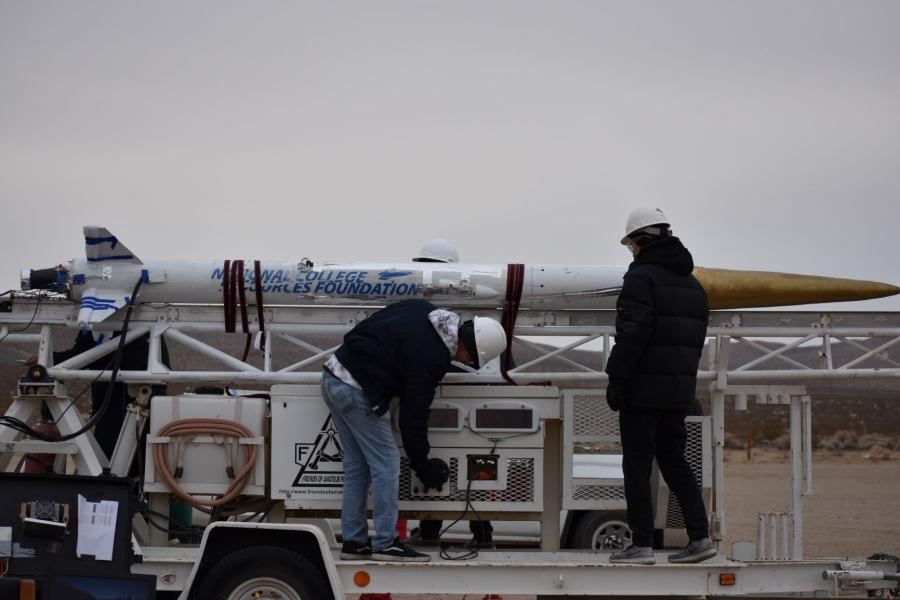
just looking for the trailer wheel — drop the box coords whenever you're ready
[569,511,632,551]
[195,545,331,600]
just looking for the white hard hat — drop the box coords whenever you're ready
[471,317,507,368]
[622,208,670,245]
[413,238,460,263]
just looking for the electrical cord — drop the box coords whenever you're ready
[51,355,117,426]
[438,474,484,561]
[437,427,542,561]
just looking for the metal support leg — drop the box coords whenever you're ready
[0,397,40,470]
[711,388,726,547]
[149,492,171,547]
[541,419,562,551]
[710,335,730,549]
[110,387,152,477]
[46,396,108,476]
[37,325,53,367]
[790,395,804,559]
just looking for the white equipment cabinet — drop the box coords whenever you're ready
[144,395,267,497]
[270,384,558,514]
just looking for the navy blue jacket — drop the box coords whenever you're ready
[335,299,451,470]
[604,237,709,410]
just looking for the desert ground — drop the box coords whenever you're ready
[723,449,899,559]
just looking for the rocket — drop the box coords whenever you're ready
[19,226,900,327]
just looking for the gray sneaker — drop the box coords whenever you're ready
[609,545,655,565]
[463,536,496,551]
[407,528,441,547]
[668,538,717,564]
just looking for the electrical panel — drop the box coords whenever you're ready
[270,384,559,514]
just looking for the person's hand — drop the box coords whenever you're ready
[415,458,450,492]
[606,381,624,412]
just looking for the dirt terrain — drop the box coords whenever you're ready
[724,449,899,559]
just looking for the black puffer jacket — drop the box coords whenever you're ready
[335,299,451,469]
[604,237,708,410]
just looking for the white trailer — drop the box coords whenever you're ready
[1,295,898,599]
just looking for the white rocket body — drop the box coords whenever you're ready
[63,227,626,326]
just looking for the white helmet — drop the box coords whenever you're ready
[622,208,670,245]
[459,317,507,369]
[471,317,507,369]
[413,238,460,263]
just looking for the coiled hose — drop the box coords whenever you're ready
[152,418,258,510]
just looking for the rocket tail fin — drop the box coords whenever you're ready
[83,226,142,264]
[77,287,131,326]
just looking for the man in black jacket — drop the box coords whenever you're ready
[605,208,716,565]
[322,299,506,562]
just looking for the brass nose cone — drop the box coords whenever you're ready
[693,266,900,310]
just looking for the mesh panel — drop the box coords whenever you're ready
[572,394,619,437]
[664,420,705,528]
[572,484,626,501]
[400,457,535,503]
[567,392,624,506]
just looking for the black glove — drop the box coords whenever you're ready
[414,457,450,492]
[606,381,624,412]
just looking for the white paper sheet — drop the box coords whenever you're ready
[76,494,119,561]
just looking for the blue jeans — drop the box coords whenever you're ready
[321,370,400,551]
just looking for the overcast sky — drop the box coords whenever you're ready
[2,1,898,311]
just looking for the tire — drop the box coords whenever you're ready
[569,511,632,551]
[194,545,332,600]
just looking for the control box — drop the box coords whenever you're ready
[270,384,559,514]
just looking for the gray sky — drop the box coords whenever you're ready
[2,1,899,310]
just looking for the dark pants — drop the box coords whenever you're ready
[619,406,709,547]
[419,519,493,542]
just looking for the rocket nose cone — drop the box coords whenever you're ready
[693,266,900,310]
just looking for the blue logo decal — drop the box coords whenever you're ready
[378,270,413,281]
[85,235,119,249]
[80,296,118,311]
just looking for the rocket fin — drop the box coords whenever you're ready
[77,287,131,326]
[83,226,142,264]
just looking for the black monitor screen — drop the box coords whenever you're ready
[428,407,460,429]
[43,574,156,600]
[475,408,533,430]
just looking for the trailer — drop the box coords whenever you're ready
[1,294,898,599]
